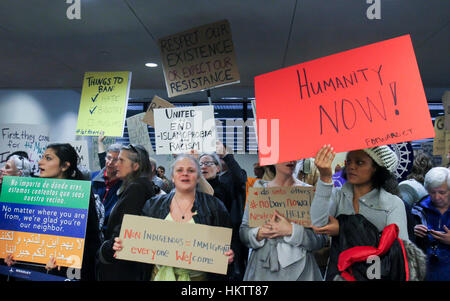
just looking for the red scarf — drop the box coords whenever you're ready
[338,223,409,281]
[102,169,119,203]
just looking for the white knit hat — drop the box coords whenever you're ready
[362,145,398,173]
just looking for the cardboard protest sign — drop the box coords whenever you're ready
[76,71,132,137]
[247,186,314,228]
[154,105,216,154]
[142,95,175,127]
[443,91,450,130]
[0,176,91,269]
[0,123,50,175]
[433,116,447,156]
[159,19,240,97]
[126,113,154,155]
[254,35,434,165]
[116,214,232,275]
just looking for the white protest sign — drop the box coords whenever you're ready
[154,105,216,154]
[0,123,50,174]
[126,112,154,155]
[70,140,91,171]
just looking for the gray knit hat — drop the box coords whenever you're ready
[362,145,398,173]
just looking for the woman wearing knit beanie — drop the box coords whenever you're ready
[309,144,409,280]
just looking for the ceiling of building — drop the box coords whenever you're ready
[0,0,449,102]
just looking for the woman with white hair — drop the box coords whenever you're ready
[0,154,32,189]
[412,167,450,281]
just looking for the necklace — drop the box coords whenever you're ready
[173,196,192,220]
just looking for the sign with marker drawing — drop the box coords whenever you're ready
[247,186,314,228]
[254,34,434,165]
[0,176,91,269]
[153,105,216,154]
[61,140,90,171]
[0,123,50,175]
[76,71,132,137]
[159,19,240,97]
[126,113,154,155]
[116,214,232,275]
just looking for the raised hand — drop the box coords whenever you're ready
[314,144,336,183]
[216,140,229,158]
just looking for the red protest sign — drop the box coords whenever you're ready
[254,35,434,166]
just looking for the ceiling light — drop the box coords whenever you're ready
[145,63,158,67]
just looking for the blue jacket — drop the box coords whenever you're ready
[91,168,122,233]
[411,196,450,281]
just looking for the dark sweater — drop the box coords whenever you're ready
[97,176,155,281]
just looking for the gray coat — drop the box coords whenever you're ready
[240,180,327,281]
[310,179,409,241]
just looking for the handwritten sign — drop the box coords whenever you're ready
[126,113,154,155]
[443,91,450,130]
[62,140,90,171]
[433,116,447,156]
[247,186,314,228]
[0,123,50,175]
[254,35,434,165]
[142,95,175,127]
[116,214,232,275]
[0,176,91,268]
[154,105,216,154]
[159,19,240,97]
[76,71,132,137]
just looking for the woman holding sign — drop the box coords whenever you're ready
[240,160,328,281]
[112,154,235,281]
[310,145,410,280]
[4,143,102,281]
[97,144,155,281]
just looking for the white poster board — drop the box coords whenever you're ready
[154,106,216,154]
[126,112,154,155]
[0,123,50,175]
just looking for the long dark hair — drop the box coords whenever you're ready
[342,157,399,195]
[119,144,151,192]
[46,143,83,180]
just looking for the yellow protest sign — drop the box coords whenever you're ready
[76,71,132,137]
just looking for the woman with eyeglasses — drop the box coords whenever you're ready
[112,154,234,281]
[97,144,155,281]
[198,142,248,280]
[240,160,328,281]
[4,143,102,281]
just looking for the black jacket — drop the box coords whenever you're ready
[326,214,408,281]
[215,154,248,280]
[141,190,233,280]
[97,176,155,281]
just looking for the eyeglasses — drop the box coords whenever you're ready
[199,161,217,167]
[128,144,138,153]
